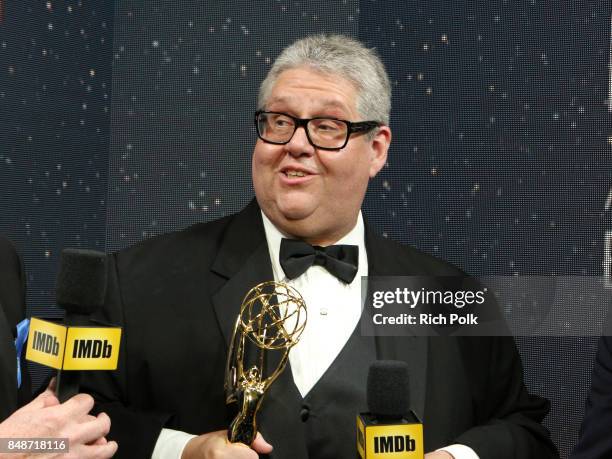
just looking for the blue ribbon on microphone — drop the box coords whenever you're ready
[14,318,30,388]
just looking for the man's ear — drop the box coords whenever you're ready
[369,126,391,178]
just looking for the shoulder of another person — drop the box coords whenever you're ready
[0,235,25,327]
[0,236,19,264]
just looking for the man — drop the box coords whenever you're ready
[0,235,30,421]
[571,335,612,458]
[0,236,118,458]
[81,35,558,458]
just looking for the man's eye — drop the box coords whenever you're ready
[272,118,292,128]
[317,121,341,132]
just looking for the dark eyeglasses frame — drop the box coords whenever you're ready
[254,110,381,150]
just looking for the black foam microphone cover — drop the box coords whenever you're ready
[367,360,410,420]
[55,248,107,403]
[56,248,107,314]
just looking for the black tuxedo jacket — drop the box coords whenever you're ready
[82,200,558,458]
[0,236,30,421]
[571,335,612,458]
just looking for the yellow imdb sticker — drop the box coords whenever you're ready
[357,415,424,458]
[366,423,424,457]
[63,327,122,370]
[25,318,67,370]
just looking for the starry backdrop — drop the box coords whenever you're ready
[0,1,610,457]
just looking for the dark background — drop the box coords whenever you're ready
[1,1,610,456]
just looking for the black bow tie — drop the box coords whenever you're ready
[279,238,359,284]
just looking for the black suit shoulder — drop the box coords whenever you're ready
[113,214,233,272]
[571,335,612,458]
[385,236,464,274]
[0,236,26,332]
[100,214,236,329]
[109,201,264,301]
[365,227,466,277]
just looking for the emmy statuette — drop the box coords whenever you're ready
[225,281,307,444]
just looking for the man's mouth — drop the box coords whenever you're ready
[284,170,307,177]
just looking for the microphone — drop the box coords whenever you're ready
[25,249,121,402]
[357,360,424,458]
[55,249,107,402]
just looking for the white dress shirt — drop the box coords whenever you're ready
[151,212,478,459]
[261,211,367,397]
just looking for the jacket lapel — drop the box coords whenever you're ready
[365,226,429,423]
[211,200,307,458]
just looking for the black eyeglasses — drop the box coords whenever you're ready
[254,110,381,150]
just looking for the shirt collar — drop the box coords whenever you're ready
[261,210,367,283]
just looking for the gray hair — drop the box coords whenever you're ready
[257,34,391,126]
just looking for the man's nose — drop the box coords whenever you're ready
[285,126,315,156]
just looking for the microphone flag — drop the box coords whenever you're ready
[25,317,121,371]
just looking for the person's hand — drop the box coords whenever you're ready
[425,451,454,458]
[182,430,273,459]
[0,385,118,459]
